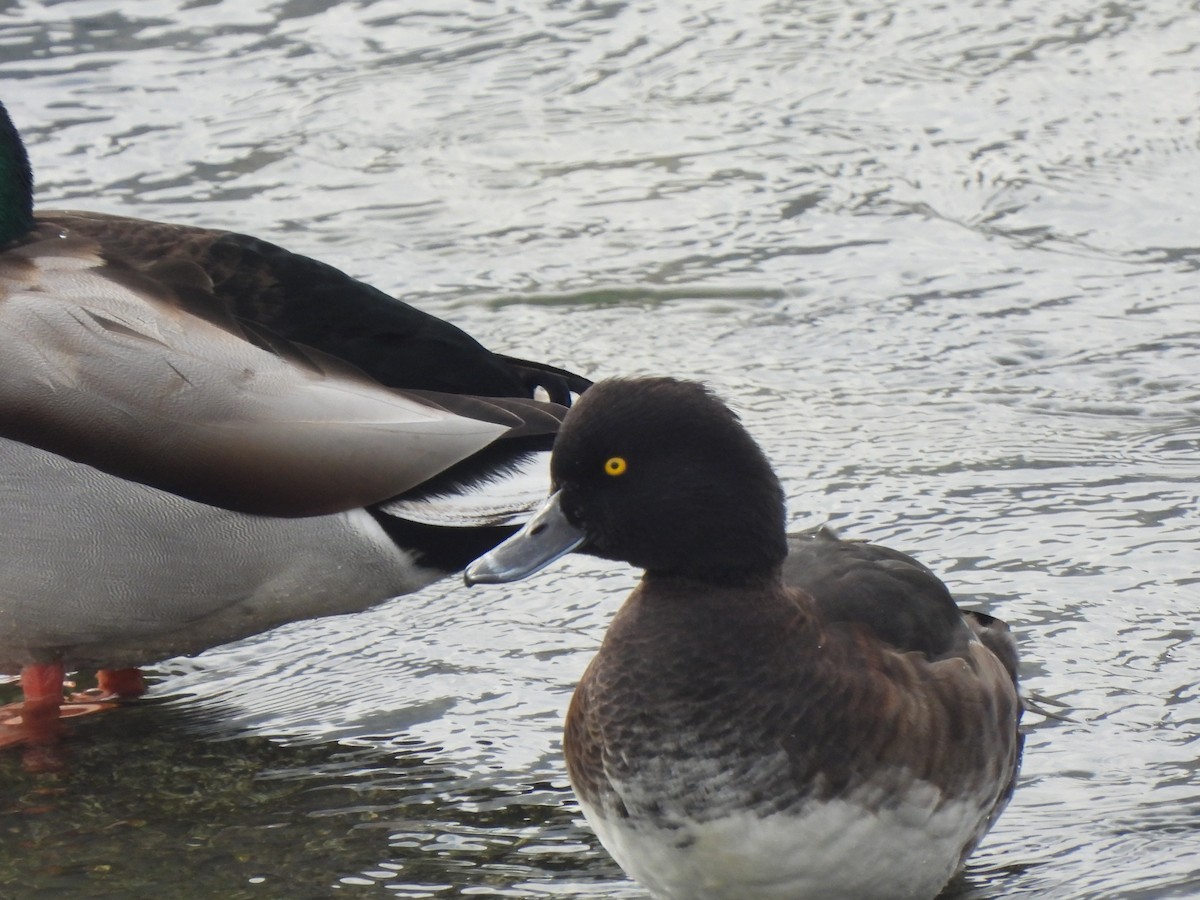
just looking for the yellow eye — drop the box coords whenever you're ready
[604,456,628,477]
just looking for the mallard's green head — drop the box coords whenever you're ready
[0,102,35,247]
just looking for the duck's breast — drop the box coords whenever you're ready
[582,775,993,900]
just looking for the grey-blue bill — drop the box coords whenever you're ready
[464,492,584,584]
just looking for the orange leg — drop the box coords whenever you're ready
[2,664,143,760]
[0,662,69,770]
[96,668,147,698]
[12,661,67,744]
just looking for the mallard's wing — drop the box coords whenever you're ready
[37,211,592,403]
[0,222,534,517]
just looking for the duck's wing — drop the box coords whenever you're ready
[0,221,556,517]
[784,528,976,660]
[786,528,1022,675]
[37,211,592,404]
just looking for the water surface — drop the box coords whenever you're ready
[2,0,1199,896]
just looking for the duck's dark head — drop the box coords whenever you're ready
[0,102,35,247]
[466,377,788,585]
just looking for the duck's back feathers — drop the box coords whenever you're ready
[786,529,1022,683]
[36,211,590,404]
[0,216,577,517]
[784,527,974,661]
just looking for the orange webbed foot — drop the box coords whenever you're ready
[1,664,144,755]
[0,662,69,756]
[95,667,147,699]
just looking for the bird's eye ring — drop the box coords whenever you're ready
[604,456,628,477]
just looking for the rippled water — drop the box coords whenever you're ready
[2,0,1199,897]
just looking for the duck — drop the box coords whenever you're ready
[0,100,590,746]
[465,377,1023,900]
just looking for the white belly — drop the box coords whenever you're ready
[580,776,989,900]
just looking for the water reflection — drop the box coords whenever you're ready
[0,694,628,899]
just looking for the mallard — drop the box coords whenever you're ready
[0,101,590,746]
[467,377,1022,900]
